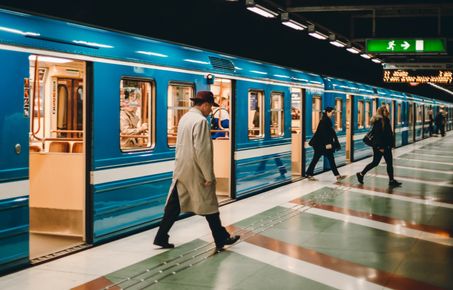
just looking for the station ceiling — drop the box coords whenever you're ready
[0,0,452,100]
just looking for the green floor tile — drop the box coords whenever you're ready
[399,153,453,163]
[232,264,336,290]
[374,165,453,184]
[394,158,453,171]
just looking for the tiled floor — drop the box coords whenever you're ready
[1,134,453,290]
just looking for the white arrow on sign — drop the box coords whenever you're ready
[401,41,410,50]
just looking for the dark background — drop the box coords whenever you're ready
[0,0,452,101]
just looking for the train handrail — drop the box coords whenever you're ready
[30,55,43,141]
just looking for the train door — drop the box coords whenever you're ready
[0,50,30,272]
[210,78,232,203]
[28,55,87,262]
[291,88,303,179]
[346,95,353,162]
[408,102,414,143]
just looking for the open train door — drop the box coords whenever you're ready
[210,78,233,203]
[0,50,31,272]
[291,88,304,179]
[28,55,88,263]
[346,95,353,162]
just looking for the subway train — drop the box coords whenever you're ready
[0,8,452,273]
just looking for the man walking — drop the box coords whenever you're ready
[154,91,239,251]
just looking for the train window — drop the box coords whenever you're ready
[365,101,371,128]
[168,83,194,146]
[270,92,284,137]
[397,103,402,124]
[120,78,154,151]
[334,98,342,131]
[312,96,322,132]
[357,101,364,128]
[248,90,264,139]
[416,105,422,122]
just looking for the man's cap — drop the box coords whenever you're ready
[324,106,334,112]
[190,91,219,107]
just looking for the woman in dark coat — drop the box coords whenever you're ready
[356,106,402,187]
[306,107,345,181]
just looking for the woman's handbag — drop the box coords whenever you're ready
[363,130,375,147]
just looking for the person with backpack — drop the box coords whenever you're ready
[356,106,402,187]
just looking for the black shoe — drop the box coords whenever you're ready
[216,235,240,251]
[389,180,402,187]
[154,240,175,249]
[356,172,364,184]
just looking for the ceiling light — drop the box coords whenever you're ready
[308,25,327,40]
[328,35,346,47]
[372,58,382,63]
[346,46,360,54]
[246,0,277,18]
[360,54,372,59]
[281,13,306,31]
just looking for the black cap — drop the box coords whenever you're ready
[324,106,335,112]
[190,91,219,107]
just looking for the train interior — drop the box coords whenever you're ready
[210,78,232,203]
[28,55,86,261]
[291,88,303,178]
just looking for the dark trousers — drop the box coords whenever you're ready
[361,147,394,180]
[306,149,339,176]
[154,185,229,246]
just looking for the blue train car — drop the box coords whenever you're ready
[0,7,451,274]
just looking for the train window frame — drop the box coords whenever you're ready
[270,91,284,138]
[119,77,155,152]
[365,101,371,128]
[248,89,265,140]
[408,103,414,126]
[357,100,364,129]
[416,104,422,122]
[312,96,322,133]
[334,98,342,131]
[397,103,402,125]
[167,82,195,147]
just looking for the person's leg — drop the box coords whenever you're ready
[324,150,340,176]
[306,149,322,176]
[205,213,230,246]
[361,148,383,176]
[382,148,394,180]
[154,185,181,245]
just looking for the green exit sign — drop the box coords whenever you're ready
[366,39,446,53]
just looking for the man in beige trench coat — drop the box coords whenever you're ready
[154,91,240,251]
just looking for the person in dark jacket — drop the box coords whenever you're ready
[306,107,345,181]
[356,106,402,187]
[435,109,446,137]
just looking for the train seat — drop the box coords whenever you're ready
[72,142,83,153]
[48,141,70,153]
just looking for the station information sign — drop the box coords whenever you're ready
[383,70,452,84]
[367,39,446,53]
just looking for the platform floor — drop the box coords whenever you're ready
[1,134,453,290]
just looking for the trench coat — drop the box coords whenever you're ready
[168,107,219,215]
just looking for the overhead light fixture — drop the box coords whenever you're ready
[308,25,328,40]
[360,53,372,59]
[246,0,278,18]
[281,13,306,31]
[346,45,361,54]
[328,35,346,47]
[372,58,382,64]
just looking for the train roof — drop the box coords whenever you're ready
[0,8,324,88]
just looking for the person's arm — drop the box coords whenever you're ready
[193,119,215,184]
